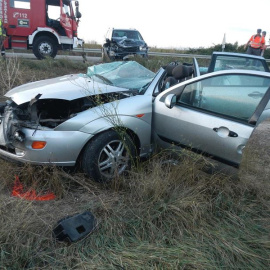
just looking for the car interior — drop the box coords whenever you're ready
[159,62,194,92]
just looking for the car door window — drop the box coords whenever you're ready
[214,55,266,72]
[177,74,270,123]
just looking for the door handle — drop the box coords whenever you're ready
[248,91,264,99]
[228,131,238,137]
[213,127,238,138]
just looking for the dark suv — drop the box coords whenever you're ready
[102,28,148,61]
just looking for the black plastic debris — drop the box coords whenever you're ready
[53,211,96,243]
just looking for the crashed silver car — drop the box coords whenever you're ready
[1,54,270,182]
[0,61,156,181]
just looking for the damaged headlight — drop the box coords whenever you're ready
[111,44,118,51]
[13,130,25,142]
[0,102,7,124]
[140,45,147,51]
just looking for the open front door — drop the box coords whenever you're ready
[153,72,270,165]
[59,0,73,38]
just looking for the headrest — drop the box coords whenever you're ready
[165,64,177,76]
[185,66,194,77]
[172,65,193,80]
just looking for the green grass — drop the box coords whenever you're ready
[0,58,269,269]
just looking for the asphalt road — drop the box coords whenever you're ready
[5,52,101,63]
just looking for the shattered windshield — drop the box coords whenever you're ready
[87,61,155,91]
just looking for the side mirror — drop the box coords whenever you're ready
[76,9,82,18]
[165,94,177,109]
[75,1,81,18]
[106,38,110,43]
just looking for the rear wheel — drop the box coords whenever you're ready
[33,36,58,59]
[82,130,136,182]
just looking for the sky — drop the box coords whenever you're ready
[77,0,270,49]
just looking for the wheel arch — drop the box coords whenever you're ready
[29,28,60,47]
[76,127,141,166]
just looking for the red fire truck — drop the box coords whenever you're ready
[0,0,83,59]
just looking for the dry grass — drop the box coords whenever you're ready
[0,151,269,269]
[0,57,88,98]
[0,58,269,269]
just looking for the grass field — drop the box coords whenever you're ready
[0,57,269,269]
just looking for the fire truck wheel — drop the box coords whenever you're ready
[33,36,58,59]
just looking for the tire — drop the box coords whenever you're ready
[33,36,58,59]
[101,48,107,62]
[82,130,136,182]
[143,53,148,59]
[102,46,111,62]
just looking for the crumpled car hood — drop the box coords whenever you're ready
[5,74,126,105]
[6,61,155,106]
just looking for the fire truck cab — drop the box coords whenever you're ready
[0,0,83,59]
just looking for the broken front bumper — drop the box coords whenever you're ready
[0,124,91,166]
[109,50,148,59]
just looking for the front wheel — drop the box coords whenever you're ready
[143,52,148,59]
[102,46,112,62]
[33,36,58,59]
[82,130,136,182]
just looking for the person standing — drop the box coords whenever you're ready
[261,31,268,57]
[244,29,265,56]
[0,18,6,57]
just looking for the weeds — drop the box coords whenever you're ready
[0,150,269,269]
[0,56,22,96]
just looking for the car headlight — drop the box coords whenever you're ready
[111,44,118,51]
[140,46,147,51]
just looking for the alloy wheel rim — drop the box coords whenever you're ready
[98,140,129,178]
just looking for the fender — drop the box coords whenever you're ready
[28,27,61,45]
[79,115,153,156]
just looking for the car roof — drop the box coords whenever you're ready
[112,28,138,32]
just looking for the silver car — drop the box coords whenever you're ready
[1,56,270,181]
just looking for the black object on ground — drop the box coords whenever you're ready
[53,211,97,243]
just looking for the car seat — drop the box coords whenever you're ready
[162,64,194,91]
[172,64,194,82]
[162,64,178,90]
